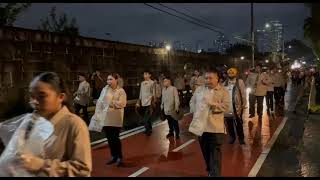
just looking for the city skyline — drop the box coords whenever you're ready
[13,3,309,50]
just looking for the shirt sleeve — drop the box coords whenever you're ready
[161,89,164,110]
[189,88,197,113]
[39,121,92,177]
[239,79,247,109]
[173,87,180,111]
[112,89,127,109]
[210,89,231,113]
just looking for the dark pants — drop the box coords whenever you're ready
[166,115,180,135]
[249,94,264,117]
[274,87,285,108]
[92,88,102,100]
[266,91,274,111]
[103,126,123,159]
[141,106,153,133]
[177,89,184,107]
[249,93,255,116]
[225,117,244,141]
[74,103,89,124]
[198,133,225,177]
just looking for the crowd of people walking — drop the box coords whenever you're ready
[2,62,313,177]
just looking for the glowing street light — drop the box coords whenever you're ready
[165,45,171,51]
[240,56,245,60]
[302,61,306,65]
[265,59,269,63]
[288,45,292,49]
[265,23,271,29]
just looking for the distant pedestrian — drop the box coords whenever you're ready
[136,70,156,136]
[161,76,181,139]
[74,73,90,124]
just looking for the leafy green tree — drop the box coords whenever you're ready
[39,6,79,37]
[0,3,31,26]
[304,3,320,67]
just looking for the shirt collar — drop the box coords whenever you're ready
[206,83,221,91]
[49,106,70,125]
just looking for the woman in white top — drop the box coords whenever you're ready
[93,73,127,167]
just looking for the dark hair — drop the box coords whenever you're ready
[205,68,221,82]
[256,63,262,68]
[163,76,174,86]
[143,70,152,75]
[31,72,74,113]
[78,73,86,79]
[163,76,172,82]
[108,73,120,80]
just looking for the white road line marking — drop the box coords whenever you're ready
[91,112,192,147]
[128,167,149,177]
[172,139,196,152]
[248,117,288,177]
[92,121,167,149]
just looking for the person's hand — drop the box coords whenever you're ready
[18,153,45,173]
[136,101,140,107]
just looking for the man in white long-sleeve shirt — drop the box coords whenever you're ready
[245,64,269,119]
[74,73,90,124]
[161,76,180,139]
[136,71,156,136]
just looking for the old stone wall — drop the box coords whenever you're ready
[0,26,236,118]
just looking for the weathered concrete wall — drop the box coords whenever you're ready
[0,26,235,118]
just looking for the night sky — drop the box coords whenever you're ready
[14,3,310,49]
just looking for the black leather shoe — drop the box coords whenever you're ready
[106,158,117,165]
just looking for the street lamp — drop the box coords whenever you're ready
[240,56,245,60]
[265,59,269,63]
[265,23,271,29]
[165,45,171,72]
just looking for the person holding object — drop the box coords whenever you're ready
[136,70,156,136]
[189,68,231,177]
[90,73,127,167]
[190,69,205,93]
[74,73,90,124]
[223,68,247,145]
[245,63,269,120]
[0,72,92,177]
[265,68,275,113]
[161,76,181,139]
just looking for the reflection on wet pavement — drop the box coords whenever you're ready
[258,83,320,177]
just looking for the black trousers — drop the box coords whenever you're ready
[266,91,274,111]
[249,94,264,117]
[141,106,153,133]
[274,87,285,104]
[166,115,180,135]
[74,103,89,124]
[103,126,123,159]
[225,117,244,141]
[198,133,225,177]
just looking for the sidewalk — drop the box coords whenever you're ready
[257,83,320,177]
